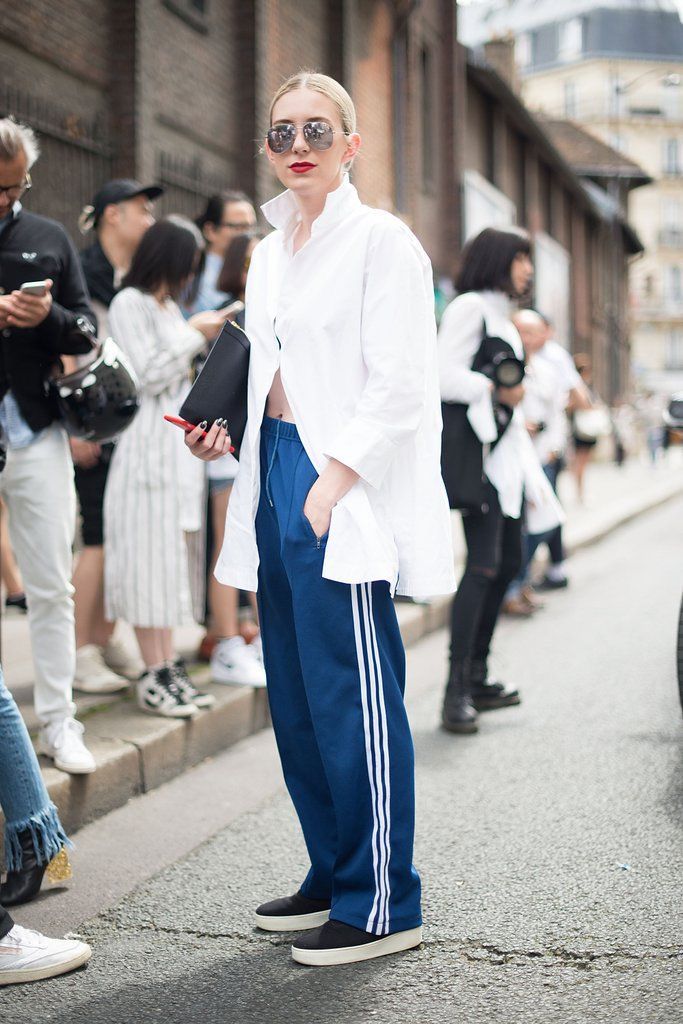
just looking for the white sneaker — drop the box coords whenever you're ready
[210,636,267,687]
[74,644,129,694]
[102,635,145,680]
[0,925,91,986]
[136,666,198,718]
[38,717,96,775]
[251,635,264,663]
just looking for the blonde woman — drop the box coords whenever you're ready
[186,72,455,966]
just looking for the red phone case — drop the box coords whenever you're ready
[164,414,206,437]
[163,415,235,452]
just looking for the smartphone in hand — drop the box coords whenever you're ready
[164,415,207,438]
[164,415,236,453]
[20,280,49,297]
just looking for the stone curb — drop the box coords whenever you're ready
[5,475,682,844]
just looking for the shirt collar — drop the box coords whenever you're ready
[480,289,512,316]
[0,200,21,224]
[261,173,360,243]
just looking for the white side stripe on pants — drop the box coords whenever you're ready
[351,583,392,935]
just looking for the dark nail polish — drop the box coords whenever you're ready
[199,421,208,429]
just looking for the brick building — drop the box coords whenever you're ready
[0,0,640,396]
[460,43,645,398]
[0,0,460,269]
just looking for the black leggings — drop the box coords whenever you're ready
[449,481,523,667]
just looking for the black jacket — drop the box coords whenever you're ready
[0,208,97,431]
[80,239,116,307]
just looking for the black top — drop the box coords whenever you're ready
[80,239,116,307]
[0,208,96,431]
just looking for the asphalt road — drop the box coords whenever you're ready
[4,497,683,1024]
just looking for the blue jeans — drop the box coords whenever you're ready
[0,667,71,876]
[507,459,565,597]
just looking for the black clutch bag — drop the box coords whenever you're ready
[440,402,487,514]
[440,321,522,514]
[179,319,250,458]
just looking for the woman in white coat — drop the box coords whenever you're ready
[438,227,562,734]
[105,217,229,718]
[186,72,455,967]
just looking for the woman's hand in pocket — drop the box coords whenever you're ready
[184,419,232,461]
[303,482,333,540]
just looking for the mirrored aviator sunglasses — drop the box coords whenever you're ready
[266,121,336,154]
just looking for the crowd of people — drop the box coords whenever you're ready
[0,68,654,982]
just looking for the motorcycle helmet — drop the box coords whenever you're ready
[51,336,140,442]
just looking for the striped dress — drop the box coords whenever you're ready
[104,288,206,628]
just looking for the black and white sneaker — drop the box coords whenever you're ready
[255,891,331,932]
[136,666,198,719]
[291,919,423,966]
[170,657,216,709]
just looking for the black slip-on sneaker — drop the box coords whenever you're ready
[255,891,331,932]
[291,919,423,966]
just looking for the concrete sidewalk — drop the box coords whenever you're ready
[1,450,681,840]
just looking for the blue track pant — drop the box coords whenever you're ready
[255,417,422,935]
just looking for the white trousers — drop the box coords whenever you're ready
[0,424,76,724]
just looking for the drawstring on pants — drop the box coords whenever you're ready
[264,417,282,508]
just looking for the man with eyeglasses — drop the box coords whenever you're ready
[0,116,98,775]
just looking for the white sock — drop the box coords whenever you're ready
[216,635,245,653]
[546,563,567,582]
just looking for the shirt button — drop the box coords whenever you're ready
[2,328,10,338]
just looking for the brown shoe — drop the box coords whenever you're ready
[502,596,535,618]
[196,633,217,663]
[521,585,545,610]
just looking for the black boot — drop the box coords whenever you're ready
[441,661,478,734]
[0,829,47,907]
[469,659,521,711]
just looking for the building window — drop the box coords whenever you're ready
[558,18,583,62]
[564,80,577,118]
[644,274,654,298]
[608,73,623,119]
[666,330,683,369]
[663,138,682,176]
[162,0,209,33]
[666,265,683,302]
[420,45,435,191]
[516,33,532,69]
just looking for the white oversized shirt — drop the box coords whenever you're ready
[438,289,563,534]
[215,176,456,597]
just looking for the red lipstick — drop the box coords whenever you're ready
[289,162,315,173]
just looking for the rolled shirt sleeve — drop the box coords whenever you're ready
[323,220,431,489]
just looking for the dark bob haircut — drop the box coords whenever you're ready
[455,226,532,297]
[122,217,201,300]
[217,232,261,298]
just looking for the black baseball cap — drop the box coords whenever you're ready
[90,179,164,226]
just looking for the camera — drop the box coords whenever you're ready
[471,335,525,389]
